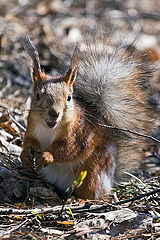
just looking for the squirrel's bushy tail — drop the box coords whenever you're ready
[75,36,155,179]
[76,37,153,133]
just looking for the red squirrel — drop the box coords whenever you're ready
[19,35,154,199]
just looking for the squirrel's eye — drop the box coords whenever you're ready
[36,93,40,101]
[67,95,71,101]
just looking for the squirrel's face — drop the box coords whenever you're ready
[31,80,74,129]
[24,37,78,129]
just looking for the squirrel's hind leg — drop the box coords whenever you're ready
[75,145,116,199]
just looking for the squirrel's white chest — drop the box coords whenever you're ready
[34,123,80,191]
[34,123,59,150]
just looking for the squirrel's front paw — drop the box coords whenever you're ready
[35,151,54,171]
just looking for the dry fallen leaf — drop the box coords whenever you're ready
[57,220,75,226]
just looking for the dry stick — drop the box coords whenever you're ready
[7,112,26,132]
[113,187,160,206]
[0,219,29,237]
[70,188,160,213]
[0,205,62,215]
[112,231,160,240]
[99,123,160,144]
[0,102,22,114]
[141,12,160,20]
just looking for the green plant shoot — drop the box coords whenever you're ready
[73,170,87,188]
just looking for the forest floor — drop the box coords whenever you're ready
[0,0,160,239]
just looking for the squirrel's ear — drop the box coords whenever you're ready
[17,35,47,83]
[31,67,47,83]
[64,47,79,89]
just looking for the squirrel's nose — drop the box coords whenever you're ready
[48,109,59,119]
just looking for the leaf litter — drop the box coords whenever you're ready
[0,0,160,239]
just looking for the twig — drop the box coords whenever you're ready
[0,102,22,114]
[0,219,29,237]
[141,12,160,21]
[70,203,115,213]
[99,123,160,144]
[113,188,160,205]
[90,199,120,209]
[0,138,22,155]
[0,204,85,216]
[7,112,26,132]
[112,231,160,240]
[60,199,67,215]
[0,206,61,215]
[70,188,160,213]
[124,172,146,187]
[110,230,147,240]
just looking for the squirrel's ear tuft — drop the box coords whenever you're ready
[17,34,47,83]
[64,47,79,89]
[31,68,47,83]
